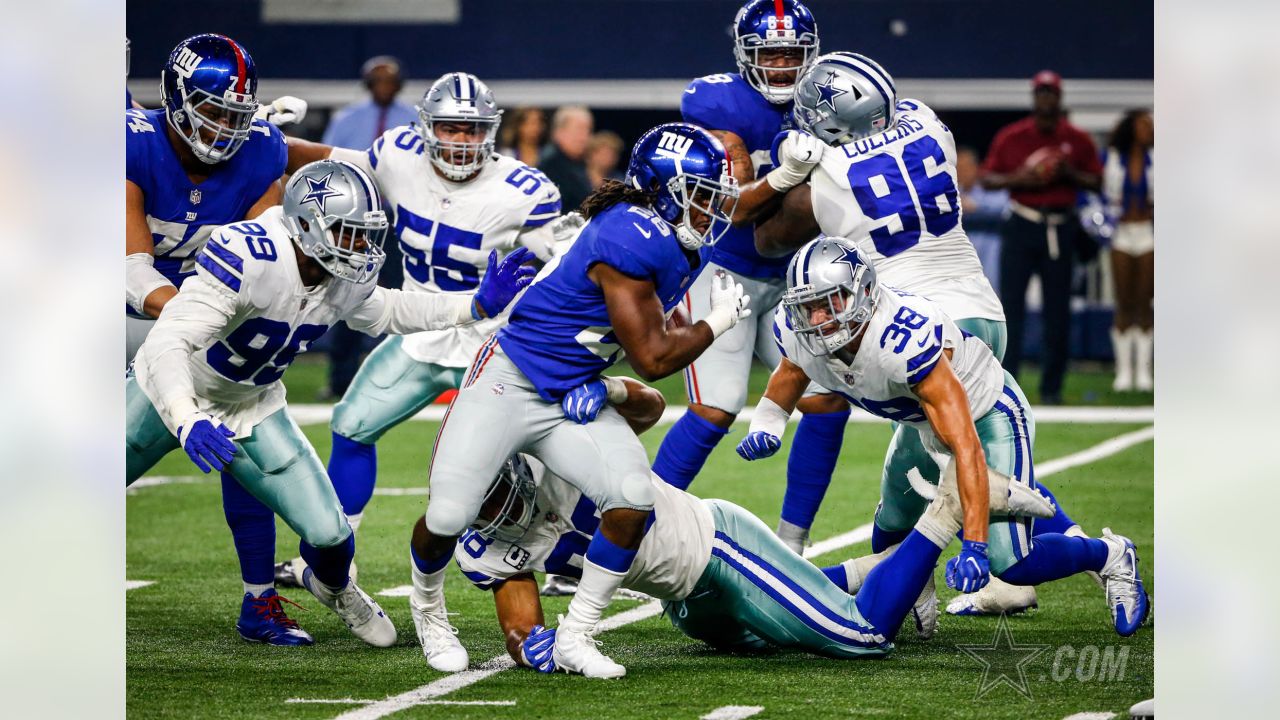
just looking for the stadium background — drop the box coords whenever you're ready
[126,0,1154,376]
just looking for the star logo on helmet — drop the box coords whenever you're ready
[300,172,342,213]
[813,72,849,112]
[831,244,863,273]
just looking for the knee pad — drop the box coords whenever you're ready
[425,498,474,538]
[302,511,352,550]
[604,471,654,512]
[331,398,382,444]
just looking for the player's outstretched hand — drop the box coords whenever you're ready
[945,539,991,593]
[549,212,587,255]
[178,412,237,474]
[474,247,537,318]
[562,379,608,425]
[254,96,308,127]
[736,431,781,461]
[766,130,825,192]
[521,624,557,674]
[704,270,752,339]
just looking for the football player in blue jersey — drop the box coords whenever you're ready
[125,33,305,646]
[653,0,848,556]
[407,123,751,677]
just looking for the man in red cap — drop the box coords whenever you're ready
[981,70,1102,404]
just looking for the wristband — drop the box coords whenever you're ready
[601,376,628,405]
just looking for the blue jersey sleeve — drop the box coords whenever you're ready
[124,109,160,188]
[681,75,738,130]
[582,208,665,281]
[253,120,288,182]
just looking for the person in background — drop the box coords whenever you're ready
[584,130,625,189]
[319,55,418,399]
[498,106,548,168]
[956,146,1008,295]
[1102,110,1154,392]
[981,70,1101,405]
[538,105,594,211]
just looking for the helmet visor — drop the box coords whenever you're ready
[472,457,538,543]
[422,115,500,180]
[783,276,874,355]
[737,37,818,102]
[673,173,740,247]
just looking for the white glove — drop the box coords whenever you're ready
[254,96,308,127]
[549,212,587,257]
[702,270,752,339]
[766,130,825,192]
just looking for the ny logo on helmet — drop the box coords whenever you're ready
[173,47,203,79]
[656,131,694,160]
[766,14,796,40]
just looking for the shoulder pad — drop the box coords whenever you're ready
[488,158,562,229]
[681,74,743,128]
[585,205,671,280]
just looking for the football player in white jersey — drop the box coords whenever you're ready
[736,237,1150,638]
[741,51,1099,616]
[126,159,537,647]
[447,375,1055,674]
[277,72,563,586]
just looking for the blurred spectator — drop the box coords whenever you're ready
[585,130,625,189]
[1102,109,1154,392]
[498,106,548,168]
[323,56,418,150]
[320,56,417,399]
[956,145,1007,294]
[539,105,594,212]
[982,70,1102,404]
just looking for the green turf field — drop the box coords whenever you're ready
[127,368,1154,720]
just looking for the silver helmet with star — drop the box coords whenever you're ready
[782,236,879,355]
[793,52,898,146]
[282,159,388,283]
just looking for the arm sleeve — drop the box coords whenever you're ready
[904,323,946,387]
[329,146,374,177]
[135,275,240,428]
[344,285,476,336]
[680,78,727,130]
[522,181,562,231]
[516,223,557,262]
[585,214,661,280]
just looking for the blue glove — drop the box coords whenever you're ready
[474,247,537,319]
[178,413,237,474]
[736,431,781,461]
[562,379,608,425]
[521,624,557,673]
[945,539,991,593]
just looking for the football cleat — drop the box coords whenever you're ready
[1099,528,1150,636]
[910,573,938,640]
[946,575,1039,616]
[552,615,626,679]
[410,593,469,672]
[302,568,397,647]
[236,589,314,646]
[540,574,580,597]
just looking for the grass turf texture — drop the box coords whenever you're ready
[129,372,1153,719]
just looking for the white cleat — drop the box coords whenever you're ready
[410,593,469,672]
[946,575,1038,616]
[910,573,938,640]
[302,568,397,647]
[1099,528,1150,637]
[552,615,626,679]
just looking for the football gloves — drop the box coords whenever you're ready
[178,412,237,473]
[736,431,781,461]
[946,539,991,594]
[521,624,557,673]
[473,247,537,319]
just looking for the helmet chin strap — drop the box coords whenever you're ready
[675,225,703,251]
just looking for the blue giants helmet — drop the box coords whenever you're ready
[734,0,820,104]
[160,33,260,164]
[625,123,740,250]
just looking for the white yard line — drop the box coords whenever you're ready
[289,403,1153,427]
[327,424,1153,720]
[701,707,765,720]
[125,580,155,591]
[1061,713,1116,720]
[288,698,515,707]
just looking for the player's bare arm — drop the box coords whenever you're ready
[612,377,667,435]
[761,357,811,415]
[913,350,989,543]
[732,130,825,227]
[589,263,715,381]
[753,183,821,258]
[285,136,336,174]
[126,179,177,318]
[244,178,284,220]
[492,574,545,664]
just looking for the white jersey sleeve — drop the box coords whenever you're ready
[343,285,476,336]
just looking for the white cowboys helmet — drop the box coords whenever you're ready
[782,236,879,355]
[793,52,898,146]
[472,454,539,544]
[417,72,503,181]
[282,159,388,283]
